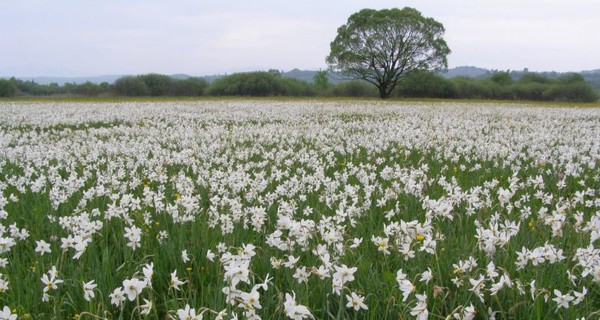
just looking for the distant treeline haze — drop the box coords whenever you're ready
[0,70,598,102]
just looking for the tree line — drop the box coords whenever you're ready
[0,70,597,102]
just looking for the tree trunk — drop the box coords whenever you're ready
[378,85,390,99]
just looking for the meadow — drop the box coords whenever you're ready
[0,100,598,319]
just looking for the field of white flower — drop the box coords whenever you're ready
[0,100,599,320]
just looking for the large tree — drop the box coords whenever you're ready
[327,7,451,99]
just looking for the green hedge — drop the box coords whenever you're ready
[2,71,598,102]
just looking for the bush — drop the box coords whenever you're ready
[312,70,332,96]
[451,77,491,99]
[490,72,513,86]
[519,73,551,84]
[0,79,17,97]
[511,82,549,101]
[281,78,317,97]
[544,82,598,102]
[207,72,289,96]
[332,80,378,98]
[73,82,102,97]
[396,70,457,98]
[168,78,209,96]
[113,76,150,96]
[138,74,173,96]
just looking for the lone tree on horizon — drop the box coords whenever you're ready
[327,7,451,99]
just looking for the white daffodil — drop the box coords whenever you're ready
[82,280,97,301]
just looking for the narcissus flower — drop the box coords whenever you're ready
[82,280,97,301]
[346,291,368,311]
[0,306,17,320]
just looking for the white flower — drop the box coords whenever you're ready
[223,260,250,287]
[206,250,216,262]
[176,304,202,320]
[181,249,190,263]
[82,280,97,301]
[410,293,428,320]
[573,287,587,305]
[349,237,362,248]
[468,275,486,302]
[40,267,63,293]
[553,289,574,309]
[333,264,357,284]
[284,292,313,320]
[0,306,17,320]
[143,262,154,286]
[462,303,477,320]
[420,268,433,284]
[283,256,299,269]
[312,265,330,280]
[124,225,142,250]
[397,269,415,302]
[372,236,390,255]
[170,270,186,290]
[345,292,368,311]
[240,289,261,310]
[109,287,126,307]
[0,275,9,293]
[122,278,145,301]
[293,266,310,284]
[35,240,51,256]
[60,235,75,251]
[72,236,90,260]
[332,264,357,295]
[254,273,272,292]
[140,299,153,315]
[486,261,499,279]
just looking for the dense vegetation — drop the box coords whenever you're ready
[1,70,598,102]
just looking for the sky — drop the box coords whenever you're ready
[1,0,599,77]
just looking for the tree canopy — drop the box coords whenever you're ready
[327,7,451,99]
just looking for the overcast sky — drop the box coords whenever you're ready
[1,0,598,77]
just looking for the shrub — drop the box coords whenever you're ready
[207,72,288,96]
[490,71,513,86]
[544,82,598,102]
[73,82,102,97]
[281,78,316,97]
[451,77,491,99]
[138,74,173,96]
[519,73,551,84]
[113,76,150,96]
[332,80,378,98]
[513,82,551,101]
[396,70,457,98]
[0,79,17,97]
[168,78,209,96]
